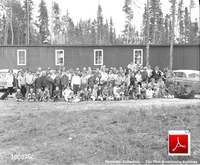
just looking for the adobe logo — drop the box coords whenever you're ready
[168,130,191,156]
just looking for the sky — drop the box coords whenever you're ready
[32,0,200,35]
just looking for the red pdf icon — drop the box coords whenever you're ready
[168,130,191,156]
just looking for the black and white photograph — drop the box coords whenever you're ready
[0,0,199,164]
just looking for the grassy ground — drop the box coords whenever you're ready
[0,98,200,165]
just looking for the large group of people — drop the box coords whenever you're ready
[4,61,188,102]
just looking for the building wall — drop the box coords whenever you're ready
[0,45,199,71]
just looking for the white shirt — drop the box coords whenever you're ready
[18,75,26,86]
[147,69,152,77]
[26,74,34,85]
[63,88,73,98]
[113,86,120,96]
[135,74,142,82]
[71,75,81,87]
[6,74,14,87]
[101,72,108,82]
[51,74,57,80]
[146,89,154,98]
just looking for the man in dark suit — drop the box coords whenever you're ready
[150,66,162,82]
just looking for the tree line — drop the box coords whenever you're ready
[140,0,199,44]
[0,0,199,45]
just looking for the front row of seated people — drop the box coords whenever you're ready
[15,77,182,102]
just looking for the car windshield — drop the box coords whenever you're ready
[174,72,187,78]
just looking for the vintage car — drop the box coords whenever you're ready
[0,69,19,89]
[172,70,200,94]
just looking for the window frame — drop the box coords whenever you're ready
[133,49,143,65]
[55,49,64,66]
[17,49,26,66]
[94,49,103,65]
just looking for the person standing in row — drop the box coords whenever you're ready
[151,66,162,82]
[54,72,62,97]
[18,71,26,97]
[6,69,14,97]
[71,72,81,95]
[25,70,34,97]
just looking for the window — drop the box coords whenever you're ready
[188,73,199,79]
[17,50,26,65]
[174,72,187,78]
[133,49,143,65]
[55,50,64,66]
[94,49,103,65]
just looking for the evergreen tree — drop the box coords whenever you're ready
[190,18,199,43]
[91,19,97,45]
[61,10,70,44]
[140,4,148,44]
[184,7,190,43]
[169,0,176,70]
[177,0,184,43]
[53,1,61,44]
[78,19,84,44]
[109,17,114,44]
[97,4,103,45]
[189,0,196,43]
[22,0,34,45]
[122,0,133,44]
[149,0,163,44]
[38,0,49,43]
[156,9,165,43]
[102,19,110,44]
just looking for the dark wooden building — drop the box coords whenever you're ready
[0,44,199,71]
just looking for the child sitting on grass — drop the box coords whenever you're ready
[97,85,103,101]
[113,85,121,100]
[42,88,50,102]
[102,85,109,100]
[135,83,141,100]
[146,86,154,99]
[62,86,73,102]
[70,92,81,103]
[157,78,166,98]
[28,88,36,102]
[80,87,89,101]
[15,89,24,102]
[107,83,114,101]
[140,82,147,99]
[128,85,134,100]
[87,88,92,101]
[53,86,60,102]
[119,83,125,100]
[91,84,98,101]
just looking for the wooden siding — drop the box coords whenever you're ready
[0,45,199,71]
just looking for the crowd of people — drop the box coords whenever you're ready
[4,62,181,102]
